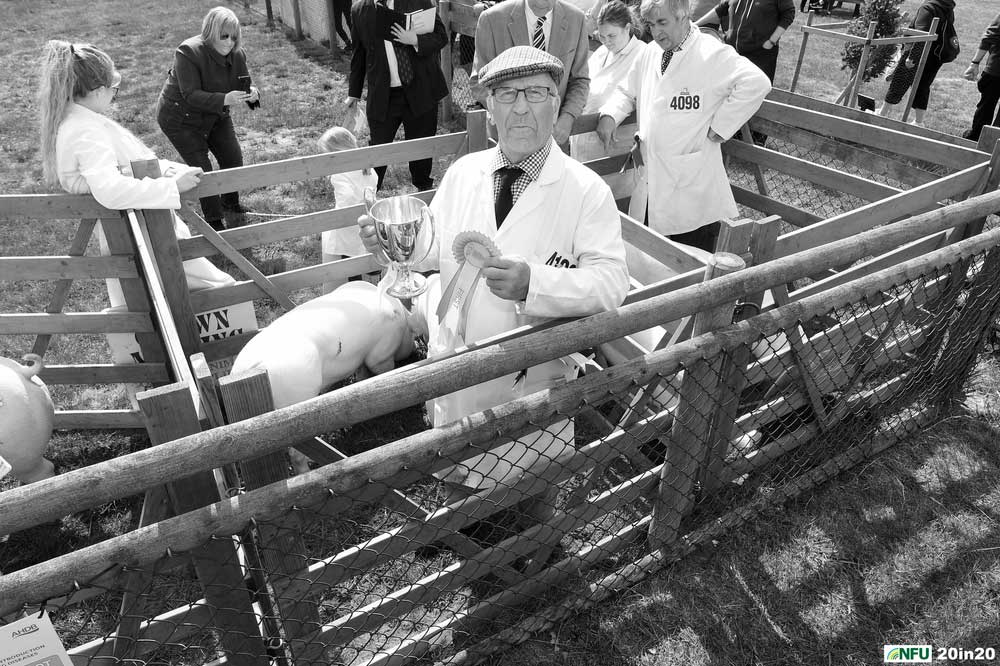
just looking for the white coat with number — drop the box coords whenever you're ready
[600,25,771,235]
[414,140,629,488]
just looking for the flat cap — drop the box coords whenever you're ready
[478,45,564,89]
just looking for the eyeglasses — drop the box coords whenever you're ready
[219,33,236,41]
[110,85,119,101]
[491,86,553,104]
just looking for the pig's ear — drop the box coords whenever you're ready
[406,304,429,341]
[19,354,45,379]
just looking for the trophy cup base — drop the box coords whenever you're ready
[386,272,428,299]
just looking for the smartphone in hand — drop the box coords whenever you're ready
[237,75,260,110]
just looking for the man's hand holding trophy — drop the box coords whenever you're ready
[360,187,436,299]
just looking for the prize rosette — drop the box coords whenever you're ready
[436,231,500,341]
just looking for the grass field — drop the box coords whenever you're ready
[1,0,999,664]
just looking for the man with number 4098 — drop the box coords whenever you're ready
[597,0,770,253]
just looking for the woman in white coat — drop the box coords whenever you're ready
[570,0,645,202]
[38,40,235,309]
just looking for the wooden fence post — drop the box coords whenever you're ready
[290,0,304,39]
[130,160,202,358]
[32,218,93,357]
[932,247,1000,405]
[648,251,746,550]
[466,108,489,153]
[702,217,781,492]
[901,17,939,123]
[789,11,813,94]
[136,382,269,663]
[845,21,877,109]
[440,0,454,123]
[265,0,275,28]
[217,370,323,653]
[952,131,1000,240]
[95,215,168,367]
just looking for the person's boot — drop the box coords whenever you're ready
[222,204,249,228]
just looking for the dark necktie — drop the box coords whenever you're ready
[660,48,673,74]
[532,15,547,51]
[381,0,414,85]
[394,44,414,85]
[495,166,522,228]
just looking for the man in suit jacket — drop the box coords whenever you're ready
[346,0,449,190]
[470,0,591,144]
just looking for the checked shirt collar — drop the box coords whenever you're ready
[490,140,552,210]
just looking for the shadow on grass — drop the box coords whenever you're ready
[492,413,1000,666]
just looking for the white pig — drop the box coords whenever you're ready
[0,354,56,484]
[229,281,427,472]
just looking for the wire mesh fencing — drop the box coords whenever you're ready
[4,218,1000,665]
[724,108,960,227]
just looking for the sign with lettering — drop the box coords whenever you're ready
[105,301,258,382]
[0,612,71,666]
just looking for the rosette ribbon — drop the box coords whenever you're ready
[436,231,500,342]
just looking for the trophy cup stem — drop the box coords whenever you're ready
[387,266,427,299]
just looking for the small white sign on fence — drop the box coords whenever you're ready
[105,301,258,382]
[0,612,71,666]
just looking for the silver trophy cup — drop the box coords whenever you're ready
[364,188,436,298]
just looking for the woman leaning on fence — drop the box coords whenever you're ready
[571,1,643,201]
[156,6,260,231]
[37,40,236,309]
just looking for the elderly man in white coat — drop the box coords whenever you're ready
[596,0,770,252]
[360,45,628,527]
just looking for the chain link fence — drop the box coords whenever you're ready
[4,211,1000,665]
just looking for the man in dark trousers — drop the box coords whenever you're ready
[963,12,1000,142]
[346,0,449,191]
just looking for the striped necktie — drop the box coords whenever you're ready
[532,15,547,51]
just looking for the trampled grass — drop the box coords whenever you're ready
[1,0,999,664]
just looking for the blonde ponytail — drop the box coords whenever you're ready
[38,40,115,186]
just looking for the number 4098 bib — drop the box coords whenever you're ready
[669,87,701,111]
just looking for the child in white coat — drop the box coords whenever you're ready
[318,127,379,293]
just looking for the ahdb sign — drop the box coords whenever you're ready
[884,645,932,662]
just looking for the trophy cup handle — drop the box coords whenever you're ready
[362,186,390,267]
[416,206,436,265]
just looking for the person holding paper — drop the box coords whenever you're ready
[156,6,261,231]
[359,46,629,494]
[346,0,449,192]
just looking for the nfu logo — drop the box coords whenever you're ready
[884,645,932,662]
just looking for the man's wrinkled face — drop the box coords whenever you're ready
[643,4,688,53]
[487,72,559,163]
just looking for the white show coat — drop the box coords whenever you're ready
[56,103,235,307]
[571,36,645,200]
[417,140,629,487]
[600,25,770,235]
[322,169,380,257]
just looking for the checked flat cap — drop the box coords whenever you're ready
[478,46,564,89]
